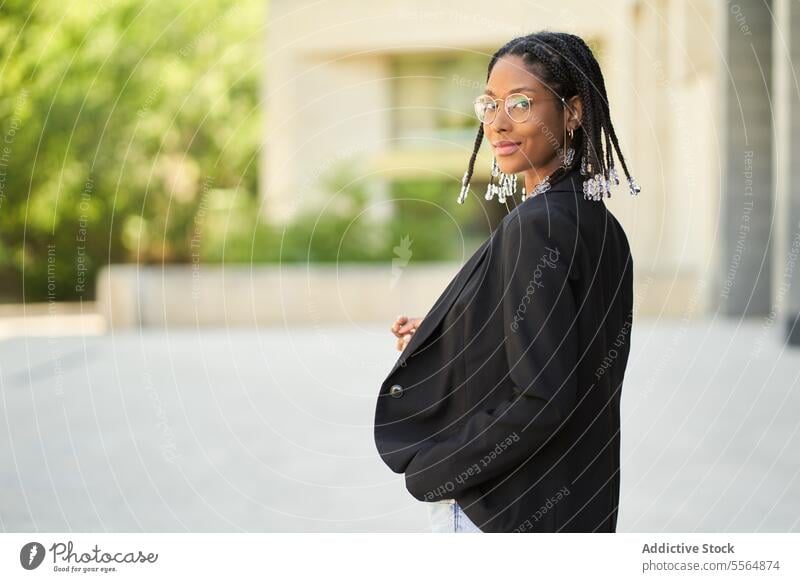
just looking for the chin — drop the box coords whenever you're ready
[497,159,523,175]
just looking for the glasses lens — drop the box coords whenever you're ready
[474,96,495,122]
[506,94,532,122]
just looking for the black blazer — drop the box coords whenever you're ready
[373,164,634,533]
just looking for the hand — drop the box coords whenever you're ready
[391,315,424,352]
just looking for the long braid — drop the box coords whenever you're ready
[460,124,484,201]
[562,35,606,183]
[564,33,638,191]
[458,30,640,203]
[562,35,607,174]
[527,33,604,190]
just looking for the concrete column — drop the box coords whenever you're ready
[774,0,800,345]
[715,0,774,316]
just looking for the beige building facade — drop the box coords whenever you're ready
[262,0,800,344]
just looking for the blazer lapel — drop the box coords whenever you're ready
[386,234,493,378]
[384,165,584,380]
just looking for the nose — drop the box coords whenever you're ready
[489,105,513,133]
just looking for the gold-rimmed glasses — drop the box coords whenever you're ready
[473,92,562,124]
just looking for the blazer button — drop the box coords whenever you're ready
[389,384,404,398]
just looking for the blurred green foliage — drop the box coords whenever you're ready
[0,0,264,301]
[0,0,470,303]
[194,166,472,267]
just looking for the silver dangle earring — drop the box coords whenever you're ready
[560,99,575,170]
[582,159,603,201]
[484,157,499,201]
[498,171,516,204]
[485,156,516,204]
[563,147,575,168]
[562,128,575,169]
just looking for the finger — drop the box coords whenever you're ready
[396,324,413,335]
[397,320,419,335]
[391,315,408,335]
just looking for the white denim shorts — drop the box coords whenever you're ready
[426,500,483,533]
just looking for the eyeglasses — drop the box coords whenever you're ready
[473,93,561,124]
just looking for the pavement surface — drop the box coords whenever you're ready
[1,318,799,532]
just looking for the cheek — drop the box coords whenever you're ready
[522,115,561,148]
[530,112,559,134]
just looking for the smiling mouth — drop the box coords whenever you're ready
[494,142,521,156]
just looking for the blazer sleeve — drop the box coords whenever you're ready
[404,207,580,501]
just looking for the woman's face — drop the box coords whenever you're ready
[482,54,579,176]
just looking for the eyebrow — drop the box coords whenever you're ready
[484,86,537,96]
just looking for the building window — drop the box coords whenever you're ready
[389,51,490,148]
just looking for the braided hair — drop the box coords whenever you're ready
[461,31,640,202]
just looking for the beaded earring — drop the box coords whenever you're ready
[485,157,517,204]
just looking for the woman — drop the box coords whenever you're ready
[375,31,637,533]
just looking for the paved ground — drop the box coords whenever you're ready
[1,318,799,532]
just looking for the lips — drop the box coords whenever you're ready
[493,141,521,156]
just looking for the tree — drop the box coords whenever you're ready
[0,0,263,301]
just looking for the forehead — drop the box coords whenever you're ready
[484,55,545,95]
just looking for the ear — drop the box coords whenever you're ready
[565,95,583,130]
